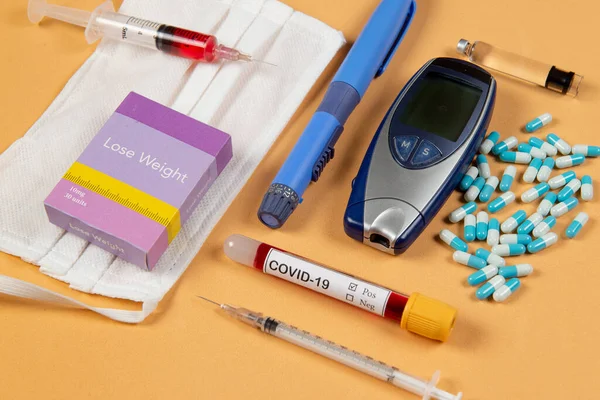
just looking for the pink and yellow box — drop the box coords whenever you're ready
[44,92,232,270]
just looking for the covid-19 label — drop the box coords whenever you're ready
[263,249,391,316]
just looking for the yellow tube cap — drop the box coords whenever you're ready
[400,293,457,342]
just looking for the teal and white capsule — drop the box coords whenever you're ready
[527,232,558,254]
[476,154,491,179]
[499,151,532,164]
[536,157,555,182]
[492,243,526,256]
[532,216,556,238]
[547,133,572,155]
[557,178,581,202]
[499,166,517,192]
[449,201,477,223]
[439,229,468,252]
[459,166,479,191]
[488,191,516,213]
[566,212,589,239]
[551,197,579,218]
[500,234,533,245]
[581,175,593,201]
[498,264,533,279]
[529,137,558,157]
[493,278,521,302]
[468,265,499,286]
[453,251,487,269]
[517,143,546,159]
[537,192,557,216]
[548,171,577,189]
[464,176,486,202]
[479,176,499,202]
[487,218,500,246]
[572,144,600,157]
[464,214,476,242]
[523,158,543,183]
[476,211,489,240]
[475,248,505,266]
[556,154,585,169]
[480,131,500,154]
[492,136,518,155]
[521,182,550,203]
[525,113,552,133]
[517,212,543,234]
[501,210,527,233]
[476,275,506,300]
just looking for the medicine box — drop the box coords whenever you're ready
[44,92,232,270]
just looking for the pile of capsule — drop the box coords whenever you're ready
[439,113,596,303]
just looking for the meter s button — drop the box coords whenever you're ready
[393,136,419,162]
[411,140,442,167]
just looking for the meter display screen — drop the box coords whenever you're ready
[397,73,482,142]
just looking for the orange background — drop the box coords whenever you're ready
[1,0,599,399]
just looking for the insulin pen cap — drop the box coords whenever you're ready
[400,293,457,341]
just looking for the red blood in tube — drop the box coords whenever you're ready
[156,26,217,61]
[253,243,274,271]
[383,292,409,321]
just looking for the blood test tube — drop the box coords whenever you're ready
[224,234,457,341]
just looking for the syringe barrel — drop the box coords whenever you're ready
[82,4,219,61]
[457,39,582,96]
[89,11,161,47]
[224,234,457,341]
[269,320,461,400]
[269,320,397,382]
[221,304,266,329]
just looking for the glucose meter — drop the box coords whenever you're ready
[344,57,496,254]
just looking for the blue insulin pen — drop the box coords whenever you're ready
[257,0,416,228]
[344,58,496,254]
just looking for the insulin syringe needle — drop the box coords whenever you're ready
[196,295,221,307]
[196,296,463,400]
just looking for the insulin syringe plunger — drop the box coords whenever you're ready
[457,38,582,96]
[28,0,256,63]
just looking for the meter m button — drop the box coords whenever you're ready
[393,135,419,162]
[410,140,442,167]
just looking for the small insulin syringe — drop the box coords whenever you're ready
[197,296,462,400]
[28,0,271,64]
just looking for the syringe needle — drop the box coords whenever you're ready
[252,59,277,67]
[235,52,277,66]
[196,295,221,307]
